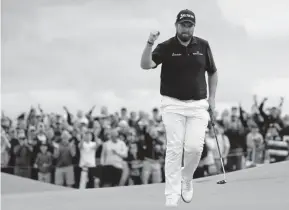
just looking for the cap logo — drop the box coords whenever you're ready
[180,13,194,19]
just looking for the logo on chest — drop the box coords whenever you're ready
[172,53,182,56]
[171,51,203,56]
[192,51,203,56]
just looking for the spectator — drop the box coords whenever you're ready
[140,126,164,184]
[224,119,246,171]
[280,115,289,141]
[100,128,128,187]
[127,111,136,128]
[265,124,288,163]
[6,128,19,175]
[127,143,143,185]
[280,115,289,160]
[218,109,231,129]
[78,128,101,189]
[120,107,129,122]
[13,129,33,178]
[246,124,264,166]
[92,120,103,187]
[118,132,133,186]
[53,130,76,187]
[34,143,53,183]
[1,129,11,171]
[46,127,55,142]
[152,108,162,124]
[258,97,284,134]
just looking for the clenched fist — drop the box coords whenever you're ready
[148,30,160,45]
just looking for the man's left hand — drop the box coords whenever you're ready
[208,97,215,111]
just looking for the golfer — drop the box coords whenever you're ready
[140,9,218,207]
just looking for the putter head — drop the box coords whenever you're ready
[217,180,227,184]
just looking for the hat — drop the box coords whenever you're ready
[176,9,196,25]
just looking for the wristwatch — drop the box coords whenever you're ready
[147,41,154,45]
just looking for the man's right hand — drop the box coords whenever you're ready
[148,31,160,45]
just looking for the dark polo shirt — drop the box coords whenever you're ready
[151,35,217,101]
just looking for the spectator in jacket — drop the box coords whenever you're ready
[127,142,143,185]
[13,129,33,178]
[225,119,246,171]
[53,130,76,187]
[140,126,164,184]
[34,143,53,183]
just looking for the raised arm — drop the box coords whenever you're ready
[63,106,73,126]
[85,105,96,118]
[258,97,269,121]
[140,31,163,70]
[239,103,248,128]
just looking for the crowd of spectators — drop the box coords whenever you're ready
[1,95,289,189]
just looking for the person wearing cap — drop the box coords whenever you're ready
[140,9,218,206]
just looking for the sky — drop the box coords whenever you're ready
[1,0,289,118]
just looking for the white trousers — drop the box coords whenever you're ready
[160,96,209,196]
[79,167,88,189]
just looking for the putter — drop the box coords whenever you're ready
[208,107,227,185]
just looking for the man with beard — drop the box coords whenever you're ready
[140,9,218,207]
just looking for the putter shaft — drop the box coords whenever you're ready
[208,108,227,183]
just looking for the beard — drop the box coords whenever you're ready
[177,32,193,42]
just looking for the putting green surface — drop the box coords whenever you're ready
[2,161,289,210]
